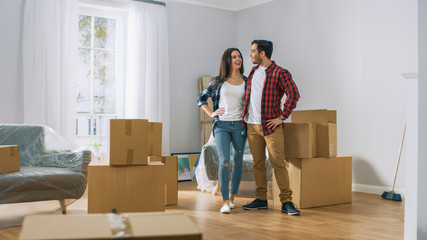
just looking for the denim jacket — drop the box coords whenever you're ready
[197,76,247,137]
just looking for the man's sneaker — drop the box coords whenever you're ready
[242,198,268,210]
[281,202,300,215]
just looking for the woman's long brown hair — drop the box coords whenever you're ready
[214,48,244,89]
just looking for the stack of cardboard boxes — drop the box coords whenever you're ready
[198,75,214,148]
[88,119,178,214]
[273,109,352,208]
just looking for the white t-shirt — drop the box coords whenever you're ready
[245,66,266,124]
[218,81,245,121]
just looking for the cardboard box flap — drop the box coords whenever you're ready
[291,109,336,124]
[20,215,111,240]
[129,213,201,238]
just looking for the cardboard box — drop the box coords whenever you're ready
[148,122,162,156]
[273,155,352,208]
[198,76,214,122]
[283,123,316,158]
[0,145,20,174]
[291,109,337,157]
[148,156,178,205]
[88,162,165,213]
[110,119,149,165]
[19,212,202,240]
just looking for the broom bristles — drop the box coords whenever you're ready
[381,191,402,201]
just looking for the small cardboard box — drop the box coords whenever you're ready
[283,123,316,158]
[291,109,337,157]
[19,212,202,240]
[273,155,352,208]
[88,162,165,214]
[149,156,178,205]
[0,145,20,174]
[148,122,162,156]
[200,123,212,148]
[110,119,149,165]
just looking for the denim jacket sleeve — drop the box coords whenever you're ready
[197,77,218,107]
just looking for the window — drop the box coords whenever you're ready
[75,4,127,147]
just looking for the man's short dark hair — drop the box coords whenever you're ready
[252,40,273,59]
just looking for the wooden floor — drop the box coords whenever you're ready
[0,181,404,240]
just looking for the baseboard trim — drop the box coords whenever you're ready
[352,183,405,197]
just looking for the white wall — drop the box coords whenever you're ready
[235,0,417,190]
[0,0,24,123]
[166,1,236,153]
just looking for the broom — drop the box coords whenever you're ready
[381,122,406,201]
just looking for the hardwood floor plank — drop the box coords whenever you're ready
[0,182,404,240]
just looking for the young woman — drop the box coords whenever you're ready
[197,48,247,214]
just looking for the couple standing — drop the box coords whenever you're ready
[197,40,301,215]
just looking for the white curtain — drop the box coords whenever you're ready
[23,0,78,141]
[125,2,170,154]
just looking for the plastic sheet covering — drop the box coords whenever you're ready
[196,133,273,195]
[0,124,91,228]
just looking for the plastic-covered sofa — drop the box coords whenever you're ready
[0,124,91,213]
[195,134,272,193]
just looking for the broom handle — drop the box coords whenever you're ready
[392,121,406,192]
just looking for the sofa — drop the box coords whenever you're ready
[0,124,91,213]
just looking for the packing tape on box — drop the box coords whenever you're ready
[126,120,132,135]
[127,149,134,164]
[107,213,133,238]
[200,121,212,124]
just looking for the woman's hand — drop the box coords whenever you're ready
[210,108,225,118]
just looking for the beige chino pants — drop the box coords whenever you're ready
[247,124,292,203]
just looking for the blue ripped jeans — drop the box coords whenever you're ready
[214,120,246,201]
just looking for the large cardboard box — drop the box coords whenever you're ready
[273,155,352,208]
[148,156,178,205]
[291,109,337,157]
[88,162,165,213]
[283,123,316,158]
[148,122,162,156]
[110,119,149,165]
[0,145,20,174]
[19,212,202,240]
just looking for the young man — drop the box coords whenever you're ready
[242,40,301,215]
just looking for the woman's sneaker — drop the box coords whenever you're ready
[220,204,230,214]
[281,202,300,215]
[229,201,235,209]
[242,198,268,210]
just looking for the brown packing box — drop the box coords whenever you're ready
[148,122,162,156]
[198,76,214,122]
[110,119,149,165]
[283,123,316,158]
[148,156,178,205]
[273,156,352,208]
[19,212,202,240]
[88,162,165,213]
[0,145,20,174]
[291,109,337,158]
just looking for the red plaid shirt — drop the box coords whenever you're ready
[242,61,300,136]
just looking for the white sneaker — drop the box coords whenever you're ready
[220,204,230,214]
[229,201,235,209]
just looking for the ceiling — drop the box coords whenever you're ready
[168,0,275,11]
